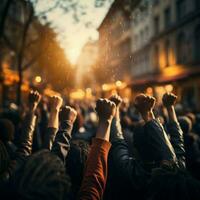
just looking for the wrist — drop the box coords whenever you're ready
[50,108,60,113]
[115,108,120,119]
[166,105,174,110]
[141,110,155,122]
[61,119,74,125]
[29,103,37,113]
[96,121,111,141]
[99,118,112,125]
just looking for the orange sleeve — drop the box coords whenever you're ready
[79,138,111,200]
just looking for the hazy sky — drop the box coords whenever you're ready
[34,0,114,64]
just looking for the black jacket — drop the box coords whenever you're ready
[51,120,73,164]
[105,118,185,200]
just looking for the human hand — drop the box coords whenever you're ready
[59,106,77,124]
[162,93,177,108]
[49,95,63,112]
[109,94,122,119]
[134,94,156,114]
[162,93,178,122]
[95,98,116,123]
[29,90,41,112]
[109,94,122,108]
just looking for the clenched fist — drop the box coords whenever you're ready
[29,90,41,112]
[162,93,177,108]
[59,106,77,124]
[95,98,116,122]
[109,94,122,108]
[134,94,156,114]
[49,95,63,112]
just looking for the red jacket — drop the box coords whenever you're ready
[79,138,111,200]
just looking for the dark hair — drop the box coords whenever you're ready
[66,139,90,195]
[0,141,10,175]
[15,150,70,200]
[178,116,192,134]
[148,166,200,200]
[0,119,15,142]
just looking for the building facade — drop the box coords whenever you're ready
[130,0,200,110]
[97,0,132,83]
[131,0,154,78]
[76,40,98,88]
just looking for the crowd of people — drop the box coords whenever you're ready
[0,90,200,200]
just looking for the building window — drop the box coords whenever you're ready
[177,32,187,64]
[165,40,170,67]
[145,26,149,41]
[194,25,200,62]
[164,7,171,29]
[154,16,160,34]
[176,0,186,20]
[154,45,159,68]
[153,0,160,6]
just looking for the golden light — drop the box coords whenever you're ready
[165,84,173,92]
[146,87,153,95]
[21,83,29,92]
[35,76,42,83]
[85,88,93,99]
[2,61,9,69]
[111,89,117,95]
[44,88,61,97]
[70,89,85,99]
[116,80,122,87]
[86,88,92,93]
[162,65,184,77]
[102,84,109,91]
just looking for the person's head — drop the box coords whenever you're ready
[148,167,200,200]
[0,141,10,176]
[186,112,196,126]
[14,150,70,200]
[178,116,192,134]
[66,139,90,190]
[0,119,15,142]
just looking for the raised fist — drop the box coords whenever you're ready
[59,106,77,123]
[29,90,41,111]
[49,95,63,111]
[109,94,122,108]
[95,98,116,122]
[134,94,156,114]
[162,93,177,108]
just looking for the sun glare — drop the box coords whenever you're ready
[34,0,113,65]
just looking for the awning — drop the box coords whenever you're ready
[129,64,200,87]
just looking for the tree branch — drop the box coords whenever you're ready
[22,52,40,71]
[37,1,61,18]
[2,33,17,52]
[0,0,14,38]
[25,37,40,49]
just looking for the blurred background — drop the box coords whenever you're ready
[0,0,200,111]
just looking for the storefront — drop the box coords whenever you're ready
[129,65,200,111]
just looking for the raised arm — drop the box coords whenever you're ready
[51,106,77,163]
[17,90,41,156]
[107,95,137,187]
[134,94,176,163]
[43,95,63,150]
[9,91,41,177]
[79,98,115,200]
[162,93,185,168]
[109,94,124,142]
